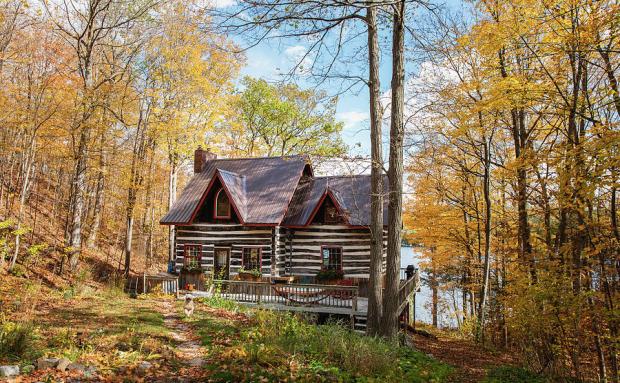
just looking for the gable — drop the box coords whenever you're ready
[308,190,348,225]
[160,156,309,225]
[192,172,243,223]
[282,175,389,227]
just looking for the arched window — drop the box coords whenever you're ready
[214,188,231,218]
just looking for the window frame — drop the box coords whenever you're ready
[320,245,343,271]
[213,188,231,219]
[324,203,340,224]
[241,247,262,271]
[183,244,202,267]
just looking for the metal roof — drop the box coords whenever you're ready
[282,175,388,226]
[160,155,388,227]
[160,156,309,225]
[218,169,247,221]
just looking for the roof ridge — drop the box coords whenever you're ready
[207,154,307,162]
[315,174,371,178]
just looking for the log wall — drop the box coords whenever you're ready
[174,224,273,276]
[173,224,386,279]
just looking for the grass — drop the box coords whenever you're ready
[482,366,550,383]
[185,298,454,382]
[0,285,175,375]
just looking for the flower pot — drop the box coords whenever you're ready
[238,271,261,281]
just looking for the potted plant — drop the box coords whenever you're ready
[238,267,262,281]
[180,260,203,274]
[315,269,344,285]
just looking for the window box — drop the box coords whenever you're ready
[315,269,344,284]
[238,267,262,281]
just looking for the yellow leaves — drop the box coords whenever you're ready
[220,346,248,359]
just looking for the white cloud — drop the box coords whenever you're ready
[284,45,307,60]
[313,157,372,176]
[208,0,236,8]
[336,110,369,130]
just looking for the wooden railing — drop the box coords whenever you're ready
[212,280,359,310]
[397,269,420,313]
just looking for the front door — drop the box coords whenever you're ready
[213,248,230,280]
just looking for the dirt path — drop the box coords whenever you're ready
[409,331,517,383]
[161,300,205,368]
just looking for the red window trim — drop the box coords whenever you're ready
[241,247,262,270]
[320,245,343,271]
[213,187,231,219]
[183,244,202,265]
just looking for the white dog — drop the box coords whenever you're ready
[184,294,195,317]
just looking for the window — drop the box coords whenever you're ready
[214,188,231,218]
[184,245,202,267]
[323,197,341,224]
[242,247,261,271]
[324,205,339,223]
[321,246,342,271]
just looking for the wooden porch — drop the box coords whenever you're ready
[190,280,366,316]
[183,268,421,321]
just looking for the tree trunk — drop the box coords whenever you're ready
[87,133,107,248]
[477,135,493,344]
[124,214,133,278]
[67,127,89,271]
[431,266,439,328]
[9,137,36,271]
[168,159,178,265]
[380,0,406,339]
[366,2,384,337]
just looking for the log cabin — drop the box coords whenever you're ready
[160,147,387,295]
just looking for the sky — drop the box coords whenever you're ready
[240,43,378,156]
[214,0,470,161]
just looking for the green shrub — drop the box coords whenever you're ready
[199,296,241,312]
[315,269,344,282]
[0,320,39,361]
[248,310,396,378]
[483,366,549,383]
[8,264,27,277]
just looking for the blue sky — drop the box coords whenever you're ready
[221,1,469,158]
[238,43,380,156]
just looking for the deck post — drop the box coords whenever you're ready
[257,283,262,304]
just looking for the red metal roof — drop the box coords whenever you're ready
[160,155,388,227]
[282,175,388,226]
[160,156,309,225]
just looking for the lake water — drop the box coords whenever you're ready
[401,246,460,328]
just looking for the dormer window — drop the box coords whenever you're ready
[324,205,339,224]
[214,188,231,218]
[323,197,341,224]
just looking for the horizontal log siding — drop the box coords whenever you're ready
[287,225,385,278]
[174,224,273,276]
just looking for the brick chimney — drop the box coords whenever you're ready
[194,146,217,173]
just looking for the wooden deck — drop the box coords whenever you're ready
[181,269,420,319]
[186,280,368,316]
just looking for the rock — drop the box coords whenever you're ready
[0,365,19,377]
[137,361,152,375]
[138,361,152,370]
[21,365,35,374]
[66,362,86,372]
[36,357,59,370]
[83,366,97,378]
[56,358,72,371]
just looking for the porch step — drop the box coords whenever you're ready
[353,315,367,334]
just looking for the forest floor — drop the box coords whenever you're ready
[0,271,542,383]
[408,329,519,383]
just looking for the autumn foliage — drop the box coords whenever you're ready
[404,0,620,380]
